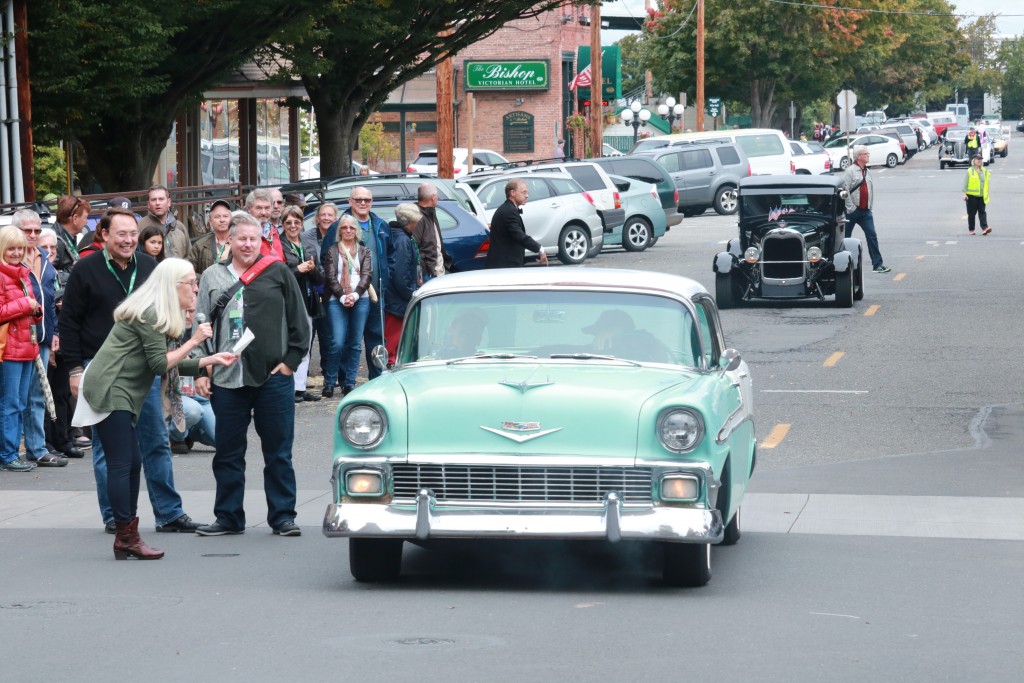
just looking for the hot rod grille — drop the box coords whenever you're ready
[391,464,653,504]
[762,235,805,279]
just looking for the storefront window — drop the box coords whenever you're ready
[199,99,240,185]
[256,100,291,185]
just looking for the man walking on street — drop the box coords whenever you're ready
[194,212,309,537]
[841,145,892,274]
[485,179,549,269]
[413,183,449,280]
[63,209,203,534]
[963,153,992,236]
[138,186,190,259]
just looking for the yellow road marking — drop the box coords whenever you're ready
[824,352,845,367]
[893,273,906,281]
[864,305,880,316]
[916,255,925,260]
[760,423,790,449]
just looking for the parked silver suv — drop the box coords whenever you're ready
[635,141,751,216]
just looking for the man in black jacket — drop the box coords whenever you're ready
[484,179,548,269]
[63,209,203,534]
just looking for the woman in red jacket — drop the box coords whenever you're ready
[0,226,43,472]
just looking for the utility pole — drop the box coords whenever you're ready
[436,29,454,179]
[13,0,33,200]
[589,2,602,159]
[696,0,705,132]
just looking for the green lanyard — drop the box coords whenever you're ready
[288,240,304,262]
[216,240,228,262]
[61,229,80,262]
[103,250,137,295]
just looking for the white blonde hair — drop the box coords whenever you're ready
[113,258,194,339]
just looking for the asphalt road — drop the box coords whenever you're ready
[2,138,1023,681]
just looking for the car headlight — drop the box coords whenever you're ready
[743,246,760,263]
[806,246,822,262]
[661,474,700,502]
[657,409,705,453]
[346,469,384,497]
[339,404,387,449]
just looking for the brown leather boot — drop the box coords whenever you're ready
[113,517,165,560]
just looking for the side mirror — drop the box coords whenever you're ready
[720,348,742,372]
[371,344,389,371]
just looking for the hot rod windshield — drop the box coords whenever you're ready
[740,190,835,218]
[398,290,700,368]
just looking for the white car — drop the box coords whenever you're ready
[407,148,509,177]
[823,134,904,170]
[908,118,938,146]
[789,140,832,175]
[602,143,625,157]
[468,172,604,265]
[299,156,375,179]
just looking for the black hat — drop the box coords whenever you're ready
[108,196,132,210]
[210,199,234,212]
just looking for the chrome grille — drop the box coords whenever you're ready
[391,464,653,505]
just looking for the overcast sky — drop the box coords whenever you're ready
[602,0,1024,43]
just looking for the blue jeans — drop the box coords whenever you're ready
[22,347,49,460]
[168,394,216,447]
[324,297,370,388]
[311,314,332,383]
[91,371,185,526]
[209,373,297,530]
[845,208,884,269]
[364,300,385,380]
[0,359,33,464]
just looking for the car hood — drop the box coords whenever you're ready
[388,362,702,460]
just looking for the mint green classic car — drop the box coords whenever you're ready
[323,268,755,587]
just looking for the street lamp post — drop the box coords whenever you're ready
[620,101,652,146]
[658,97,685,132]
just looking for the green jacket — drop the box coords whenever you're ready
[82,310,200,423]
[963,167,990,203]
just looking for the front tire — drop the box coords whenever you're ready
[886,153,898,168]
[622,216,653,252]
[663,543,711,587]
[839,156,851,170]
[716,272,739,309]
[853,245,865,301]
[349,538,403,582]
[713,186,739,215]
[940,160,946,170]
[557,223,591,265]
[835,267,854,308]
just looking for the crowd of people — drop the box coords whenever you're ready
[0,181,460,559]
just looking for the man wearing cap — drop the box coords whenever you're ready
[189,199,234,275]
[138,185,190,259]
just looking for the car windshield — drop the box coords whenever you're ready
[741,191,834,217]
[823,136,852,149]
[399,290,699,367]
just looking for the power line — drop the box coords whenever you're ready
[764,0,1024,19]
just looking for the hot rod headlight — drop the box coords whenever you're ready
[743,246,760,263]
[806,246,822,263]
[657,409,705,453]
[339,404,387,449]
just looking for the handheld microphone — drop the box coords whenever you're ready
[196,313,207,325]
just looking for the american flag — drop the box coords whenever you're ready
[568,64,592,91]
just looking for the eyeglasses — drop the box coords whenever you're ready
[350,197,372,203]
[273,200,285,205]
[177,278,198,288]
[20,228,42,235]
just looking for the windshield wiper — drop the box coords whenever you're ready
[447,353,537,365]
[549,353,640,366]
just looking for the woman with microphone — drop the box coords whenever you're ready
[76,258,236,560]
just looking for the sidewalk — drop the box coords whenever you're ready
[2,490,1023,540]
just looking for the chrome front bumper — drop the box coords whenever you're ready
[323,489,723,544]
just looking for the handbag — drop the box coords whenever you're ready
[0,322,8,361]
[367,284,379,304]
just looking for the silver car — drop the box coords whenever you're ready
[465,173,604,265]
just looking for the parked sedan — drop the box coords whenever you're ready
[790,140,832,175]
[323,267,756,587]
[408,148,510,177]
[823,134,902,170]
[604,174,667,252]
[468,173,604,265]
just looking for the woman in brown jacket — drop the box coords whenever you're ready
[321,214,372,397]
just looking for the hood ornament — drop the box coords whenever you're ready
[481,422,562,443]
[499,378,553,393]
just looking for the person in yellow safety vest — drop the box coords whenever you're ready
[964,127,981,160]
[962,154,991,236]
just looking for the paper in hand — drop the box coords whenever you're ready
[231,327,255,356]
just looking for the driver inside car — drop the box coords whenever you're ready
[436,308,488,359]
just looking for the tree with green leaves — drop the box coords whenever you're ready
[27,0,318,191]
[999,38,1024,120]
[617,34,646,100]
[264,0,575,178]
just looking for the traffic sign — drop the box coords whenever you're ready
[837,89,857,133]
[707,96,721,118]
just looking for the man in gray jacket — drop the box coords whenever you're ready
[841,145,892,274]
[138,185,191,259]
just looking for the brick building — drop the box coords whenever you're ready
[373,3,592,171]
